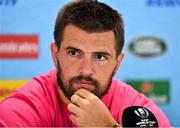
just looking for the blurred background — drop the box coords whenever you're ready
[0,0,179,126]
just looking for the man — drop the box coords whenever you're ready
[0,0,171,127]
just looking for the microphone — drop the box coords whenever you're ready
[122,106,158,127]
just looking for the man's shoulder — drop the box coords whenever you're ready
[110,78,152,106]
[2,68,58,106]
[111,78,137,93]
[0,68,59,126]
[17,68,57,93]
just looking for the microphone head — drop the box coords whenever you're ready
[122,106,158,127]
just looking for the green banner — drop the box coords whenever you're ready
[125,80,170,104]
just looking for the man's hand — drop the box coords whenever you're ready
[67,88,117,127]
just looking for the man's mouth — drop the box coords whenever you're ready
[74,80,95,90]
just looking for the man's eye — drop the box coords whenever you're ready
[68,50,80,57]
[95,54,107,61]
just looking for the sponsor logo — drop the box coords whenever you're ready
[0,34,39,59]
[134,108,149,118]
[146,0,180,7]
[128,36,167,58]
[0,0,17,6]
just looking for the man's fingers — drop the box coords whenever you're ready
[69,113,78,125]
[75,88,95,99]
[67,103,82,116]
[71,94,81,105]
[71,94,88,108]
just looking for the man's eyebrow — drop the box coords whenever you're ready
[65,46,81,52]
[93,51,111,57]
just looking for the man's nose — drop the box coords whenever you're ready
[79,56,94,76]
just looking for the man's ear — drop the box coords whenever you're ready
[114,52,124,74]
[50,42,58,68]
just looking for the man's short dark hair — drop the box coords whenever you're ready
[54,0,124,56]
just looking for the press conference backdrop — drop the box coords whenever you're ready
[0,0,179,126]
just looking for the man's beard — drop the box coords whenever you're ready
[56,61,114,100]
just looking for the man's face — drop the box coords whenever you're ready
[53,24,123,99]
